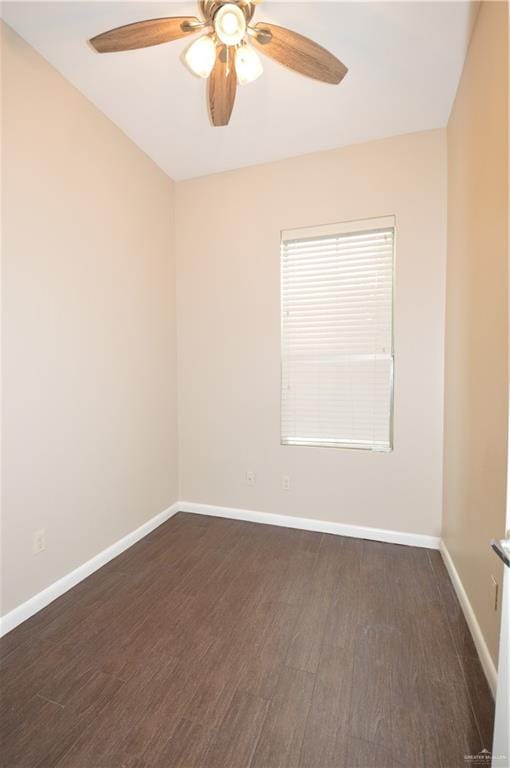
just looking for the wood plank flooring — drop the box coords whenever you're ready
[1,512,494,767]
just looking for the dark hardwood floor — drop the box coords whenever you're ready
[1,512,494,767]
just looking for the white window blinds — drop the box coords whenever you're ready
[281,217,394,451]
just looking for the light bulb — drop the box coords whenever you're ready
[214,4,246,46]
[185,35,216,78]
[235,45,263,85]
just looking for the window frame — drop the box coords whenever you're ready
[279,215,396,452]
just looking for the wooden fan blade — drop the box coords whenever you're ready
[251,22,347,84]
[90,17,201,53]
[208,46,237,127]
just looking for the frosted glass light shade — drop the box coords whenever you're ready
[214,4,246,45]
[235,45,263,84]
[185,35,216,78]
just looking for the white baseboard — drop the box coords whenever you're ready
[0,502,180,638]
[439,540,497,696]
[177,501,441,549]
[0,499,440,639]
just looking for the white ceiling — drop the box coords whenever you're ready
[2,1,477,180]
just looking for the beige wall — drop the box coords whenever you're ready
[176,129,447,536]
[1,23,178,615]
[443,0,509,665]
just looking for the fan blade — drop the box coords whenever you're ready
[251,22,347,84]
[90,17,202,53]
[208,46,236,126]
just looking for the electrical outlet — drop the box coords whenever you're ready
[282,475,291,491]
[246,471,256,487]
[490,575,499,611]
[33,529,46,555]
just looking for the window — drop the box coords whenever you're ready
[281,216,394,451]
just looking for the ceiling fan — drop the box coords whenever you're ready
[89,1,348,127]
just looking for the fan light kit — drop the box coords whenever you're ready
[89,0,348,127]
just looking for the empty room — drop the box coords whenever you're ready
[1,1,509,766]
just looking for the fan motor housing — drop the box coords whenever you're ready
[201,0,256,26]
